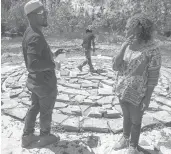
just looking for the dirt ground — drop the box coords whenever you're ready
[1,36,171,154]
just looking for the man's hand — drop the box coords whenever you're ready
[141,97,150,112]
[54,49,65,57]
[44,70,53,81]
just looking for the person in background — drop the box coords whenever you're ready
[77,27,96,73]
[22,0,63,148]
[112,13,161,154]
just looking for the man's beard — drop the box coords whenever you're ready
[42,23,48,27]
[41,20,48,27]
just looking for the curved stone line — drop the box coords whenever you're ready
[1,67,25,93]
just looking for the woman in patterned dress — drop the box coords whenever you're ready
[112,13,161,154]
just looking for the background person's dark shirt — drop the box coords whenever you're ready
[22,26,57,97]
[82,33,95,50]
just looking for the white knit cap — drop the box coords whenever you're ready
[24,0,43,15]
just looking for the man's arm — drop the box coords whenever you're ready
[27,36,55,72]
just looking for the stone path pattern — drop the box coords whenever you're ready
[1,57,171,134]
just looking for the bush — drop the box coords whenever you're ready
[1,0,171,41]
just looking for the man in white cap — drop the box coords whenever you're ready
[22,0,61,148]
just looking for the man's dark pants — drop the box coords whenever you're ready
[23,88,57,136]
[79,48,93,70]
[120,101,144,148]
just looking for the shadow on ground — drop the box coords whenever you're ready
[25,136,101,154]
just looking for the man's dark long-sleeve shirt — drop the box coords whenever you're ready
[22,26,57,97]
[82,33,95,50]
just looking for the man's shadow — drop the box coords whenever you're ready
[26,135,100,154]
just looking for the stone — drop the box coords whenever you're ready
[88,96,102,100]
[21,97,31,106]
[148,101,160,111]
[82,99,96,105]
[1,99,18,109]
[152,111,171,123]
[106,72,115,78]
[160,91,169,97]
[81,83,98,89]
[9,83,22,89]
[59,106,73,115]
[160,145,171,154]
[162,127,171,136]
[1,92,10,99]
[18,92,30,99]
[70,105,82,115]
[71,105,90,116]
[107,118,123,134]
[62,88,90,96]
[77,72,89,76]
[155,96,171,107]
[101,79,115,86]
[10,88,23,98]
[52,113,69,124]
[10,71,21,77]
[104,109,121,118]
[69,71,79,78]
[139,139,151,146]
[87,89,98,96]
[102,104,112,109]
[91,80,100,83]
[82,118,108,133]
[74,95,87,103]
[154,87,162,94]
[62,116,80,131]
[88,107,102,118]
[60,70,70,76]
[82,106,92,117]
[142,113,160,128]
[69,78,78,83]
[113,105,123,115]
[57,85,67,92]
[112,96,120,106]
[63,83,81,89]
[3,104,28,120]
[98,87,113,95]
[77,79,92,84]
[98,107,107,114]
[57,94,70,102]
[86,75,108,81]
[54,102,68,108]
[99,72,107,76]
[97,96,114,105]
[159,105,171,112]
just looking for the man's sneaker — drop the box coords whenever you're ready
[77,66,82,72]
[127,146,139,154]
[37,134,60,147]
[90,69,97,73]
[112,135,129,150]
[21,134,40,148]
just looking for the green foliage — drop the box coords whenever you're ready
[1,0,171,40]
[1,0,28,35]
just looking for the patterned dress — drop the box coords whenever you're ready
[112,41,161,106]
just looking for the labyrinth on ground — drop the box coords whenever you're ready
[1,57,171,134]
